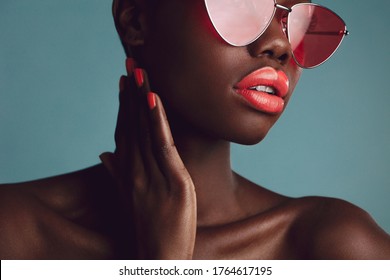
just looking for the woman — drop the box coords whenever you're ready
[0,0,389,259]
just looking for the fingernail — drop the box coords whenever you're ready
[119,75,126,92]
[126,58,135,74]
[134,68,144,88]
[147,92,157,110]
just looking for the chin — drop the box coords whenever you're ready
[225,114,278,145]
[228,129,270,146]
[233,136,266,146]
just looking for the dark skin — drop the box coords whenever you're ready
[1,0,390,259]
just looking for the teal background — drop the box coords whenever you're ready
[1,1,389,233]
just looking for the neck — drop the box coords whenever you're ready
[170,119,242,227]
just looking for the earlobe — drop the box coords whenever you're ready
[113,0,147,47]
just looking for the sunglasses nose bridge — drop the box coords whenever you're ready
[274,4,291,35]
[275,3,292,13]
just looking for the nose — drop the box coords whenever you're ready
[247,16,292,66]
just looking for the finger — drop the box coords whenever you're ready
[114,75,131,152]
[134,67,151,95]
[115,59,146,187]
[146,93,192,189]
[132,68,162,182]
[115,58,137,149]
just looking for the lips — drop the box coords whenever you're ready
[234,67,289,114]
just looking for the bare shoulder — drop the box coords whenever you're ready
[0,165,107,217]
[0,178,57,259]
[0,165,115,259]
[294,196,390,259]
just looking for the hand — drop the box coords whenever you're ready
[112,58,197,259]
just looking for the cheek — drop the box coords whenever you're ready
[288,66,303,97]
[144,2,236,113]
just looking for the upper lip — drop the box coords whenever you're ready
[234,67,289,98]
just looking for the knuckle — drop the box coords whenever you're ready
[129,174,147,193]
[157,141,176,157]
[170,174,195,198]
[175,170,193,186]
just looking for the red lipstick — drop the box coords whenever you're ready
[234,67,289,114]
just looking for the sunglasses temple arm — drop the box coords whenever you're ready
[306,30,349,36]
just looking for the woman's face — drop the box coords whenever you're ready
[140,0,302,145]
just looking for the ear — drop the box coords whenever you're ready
[113,0,148,47]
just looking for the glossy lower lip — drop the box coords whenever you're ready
[234,88,285,114]
[234,67,289,114]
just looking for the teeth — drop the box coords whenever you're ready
[250,85,276,95]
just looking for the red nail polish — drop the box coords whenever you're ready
[119,75,126,92]
[126,58,135,74]
[134,68,144,88]
[147,92,157,110]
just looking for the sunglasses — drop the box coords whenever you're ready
[204,0,349,68]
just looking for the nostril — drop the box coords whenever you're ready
[257,51,290,64]
[278,53,289,63]
[259,50,274,58]
[252,48,291,66]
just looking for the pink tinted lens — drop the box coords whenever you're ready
[288,4,347,68]
[204,0,275,46]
